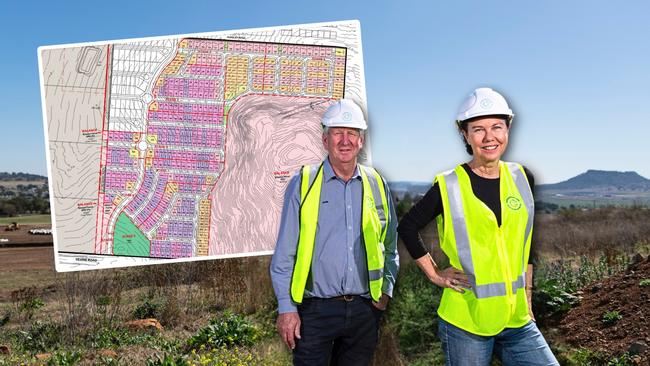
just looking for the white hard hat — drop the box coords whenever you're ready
[456,87,514,124]
[322,99,367,130]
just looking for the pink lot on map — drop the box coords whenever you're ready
[209,95,330,255]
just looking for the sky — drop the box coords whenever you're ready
[1,0,649,184]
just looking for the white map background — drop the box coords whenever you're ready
[39,21,370,272]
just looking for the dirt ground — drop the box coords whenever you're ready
[560,255,650,363]
[0,246,57,302]
[0,224,52,244]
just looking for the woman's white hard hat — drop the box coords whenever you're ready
[322,99,367,130]
[456,87,514,124]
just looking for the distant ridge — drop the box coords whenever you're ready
[0,172,47,181]
[540,170,650,191]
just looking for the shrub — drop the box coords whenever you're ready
[46,350,83,366]
[639,279,650,287]
[186,346,261,365]
[88,326,180,351]
[146,353,189,366]
[532,278,579,320]
[13,321,63,353]
[134,296,164,320]
[11,287,44,321]
[568,348,608,365]
[186,311,260,351]
[602,310,622,326]
[607,353,634,366]
[386,263,443,357]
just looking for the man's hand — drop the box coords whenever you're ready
[372,293,390,311]
[276,312,301,350]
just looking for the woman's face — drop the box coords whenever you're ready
[462,117,509,164]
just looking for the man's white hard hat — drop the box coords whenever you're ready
[456,87,514,124]
[322,99,368,130]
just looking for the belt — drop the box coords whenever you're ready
[302,295,366,303]
[331,295,364,302]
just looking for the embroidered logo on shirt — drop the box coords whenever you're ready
[506,196,522,210]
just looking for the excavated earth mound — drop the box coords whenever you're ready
[560,254,650,364]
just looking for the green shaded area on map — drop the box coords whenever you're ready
[113,212,150,257]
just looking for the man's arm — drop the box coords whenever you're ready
[377,177,399,309]
[269,172,302,348]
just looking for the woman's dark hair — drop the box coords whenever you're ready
[457,115,511,155]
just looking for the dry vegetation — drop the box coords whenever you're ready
[0,206,648,365]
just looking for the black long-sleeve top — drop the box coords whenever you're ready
[397,163,538,264]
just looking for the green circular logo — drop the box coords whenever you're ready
[506,196,522,210]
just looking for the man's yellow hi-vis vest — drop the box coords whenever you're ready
[435,161,534,336]
[290,162,389,303]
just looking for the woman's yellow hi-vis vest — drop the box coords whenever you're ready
[435,161,534,336]
[290,163,389,303]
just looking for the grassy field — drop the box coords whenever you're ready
[0,214,52,225]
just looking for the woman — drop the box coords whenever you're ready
[397,88,558,365]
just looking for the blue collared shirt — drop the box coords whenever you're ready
[270,158,399,314]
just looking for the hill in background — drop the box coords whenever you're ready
[540,170,650,191]
[537,170,650,207]
[0,172,47,181]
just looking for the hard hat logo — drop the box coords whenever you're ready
[343,112,352,121]
[480,98,494,110]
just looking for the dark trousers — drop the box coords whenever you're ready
[293,296,383,366]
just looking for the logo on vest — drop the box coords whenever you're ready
[506,196,522,210]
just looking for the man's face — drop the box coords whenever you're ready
[322,127,364,165]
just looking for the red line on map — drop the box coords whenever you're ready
[94,45,111,254]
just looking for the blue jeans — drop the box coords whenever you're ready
[293,296,383,366]
[438,318,559,366]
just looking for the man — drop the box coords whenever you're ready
[270,99,399,366]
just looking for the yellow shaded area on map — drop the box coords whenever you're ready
[165,182,179,195]
[163,54,186,75]
[112,195,124,205]
[225,55,250,100]
[188,52,197,65]
[197,199,210,256]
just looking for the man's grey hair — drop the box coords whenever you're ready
[322,126,365,136]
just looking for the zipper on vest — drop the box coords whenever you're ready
[495,227,516,314]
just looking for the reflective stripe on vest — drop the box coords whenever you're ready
[290,162,389,303]
[436,161,534,336]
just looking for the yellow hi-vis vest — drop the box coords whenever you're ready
[290,162,389,304]
[435,161,534,336]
